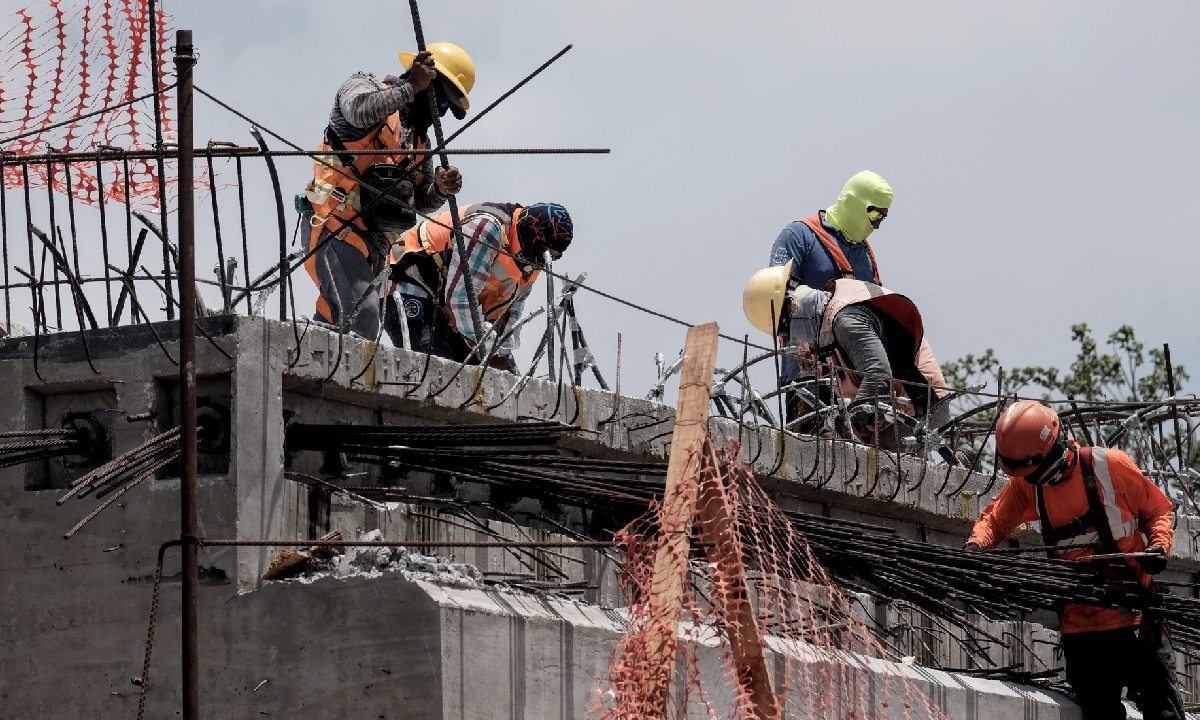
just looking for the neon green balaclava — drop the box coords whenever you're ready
[823,170,893,244]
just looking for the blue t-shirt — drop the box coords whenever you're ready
[769,215,878,383]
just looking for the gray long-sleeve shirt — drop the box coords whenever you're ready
[327,72,444,215]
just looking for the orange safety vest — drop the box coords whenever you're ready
[799,211,881,286]
[306,114,429,259]
[813,279,948,403]
[390,204,539,324]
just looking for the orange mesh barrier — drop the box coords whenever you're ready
[595,437,951,719]
[0,0,174,205]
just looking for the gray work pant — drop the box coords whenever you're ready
[309,223,386,340]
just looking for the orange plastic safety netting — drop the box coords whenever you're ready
[595,439,951,720]
[0,0,173,205]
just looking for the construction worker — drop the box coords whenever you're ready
[386,202,573,371]
[965,400,1182,720]
[769,171,893,421]
[301,43,475,339]
[742,263,949,446]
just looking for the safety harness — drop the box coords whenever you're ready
[323,126,357,169]
[799,212,882,286]
[1036,448,1121,556]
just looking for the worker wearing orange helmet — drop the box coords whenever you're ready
[301,43,474,339]
[965,400,1183,719]
[742,263,949,446]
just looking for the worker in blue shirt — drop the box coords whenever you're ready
[767,171,893,425]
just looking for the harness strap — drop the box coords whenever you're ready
[325,123,415,174]
[417,223,447,275]
[1036,447,1121,556]
[1079,447,1121,554]
[323,126,357,170]
[800,212,882,285]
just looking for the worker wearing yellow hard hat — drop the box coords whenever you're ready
[743,263,949,447]
[301,42,476,341]
[399,42,475,119]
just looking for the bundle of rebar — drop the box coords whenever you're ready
[294,421,1200,663]
[781,511,1193,628]
[285,421,574,452]
[0,428,89,468]
[351,447,667,508]
[58,427,182,539]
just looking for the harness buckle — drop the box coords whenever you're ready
[328,187,348,209]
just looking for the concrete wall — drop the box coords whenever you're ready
[1,317,1193,717]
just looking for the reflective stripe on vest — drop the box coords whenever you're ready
[308,110,427,237]
[799,212,881,286]
[1039,447,1139,549]
[1090,447,1140,541]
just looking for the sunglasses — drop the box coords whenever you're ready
[996,451,1045,471]
[866,206,889,228]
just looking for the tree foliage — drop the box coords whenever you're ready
[943,323,1188,405]
[942,324,1191,475]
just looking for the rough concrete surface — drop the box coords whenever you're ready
[1,317,1194,718]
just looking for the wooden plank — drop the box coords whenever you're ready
[695,444,780,719]
[639,322,720,717]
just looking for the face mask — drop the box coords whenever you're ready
[824,170,893,244]
[1007,442,1074,486]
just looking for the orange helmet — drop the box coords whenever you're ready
[995,400,1071,484]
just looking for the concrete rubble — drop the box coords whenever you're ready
[276,529,486,589]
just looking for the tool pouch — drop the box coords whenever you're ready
[360,163,416,234]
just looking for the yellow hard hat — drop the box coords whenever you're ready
[399,42,475,112]
[742,261,793,335]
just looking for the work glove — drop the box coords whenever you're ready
[472,322,512,363]
[434,166,462,196]
[963,542,982,552]
[1140,545,1168,575]
[405,50,437,93]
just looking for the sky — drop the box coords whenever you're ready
[5,0,1200,401]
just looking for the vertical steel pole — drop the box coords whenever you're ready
[405,0,485,341]
[1164,344,1187,475]
[544,258,556,382]
[174,29,199,720]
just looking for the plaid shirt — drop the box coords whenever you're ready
[444,215,533,351]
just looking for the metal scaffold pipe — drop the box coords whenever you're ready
[173,28,200,720]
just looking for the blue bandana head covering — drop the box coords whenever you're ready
[517,203,573,253]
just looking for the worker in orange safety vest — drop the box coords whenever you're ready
[965,400,1183,719]
[300,43,474,340]
[386,201,573,371]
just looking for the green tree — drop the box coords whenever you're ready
[944,324,1188,403]
[942,324,1192,477]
